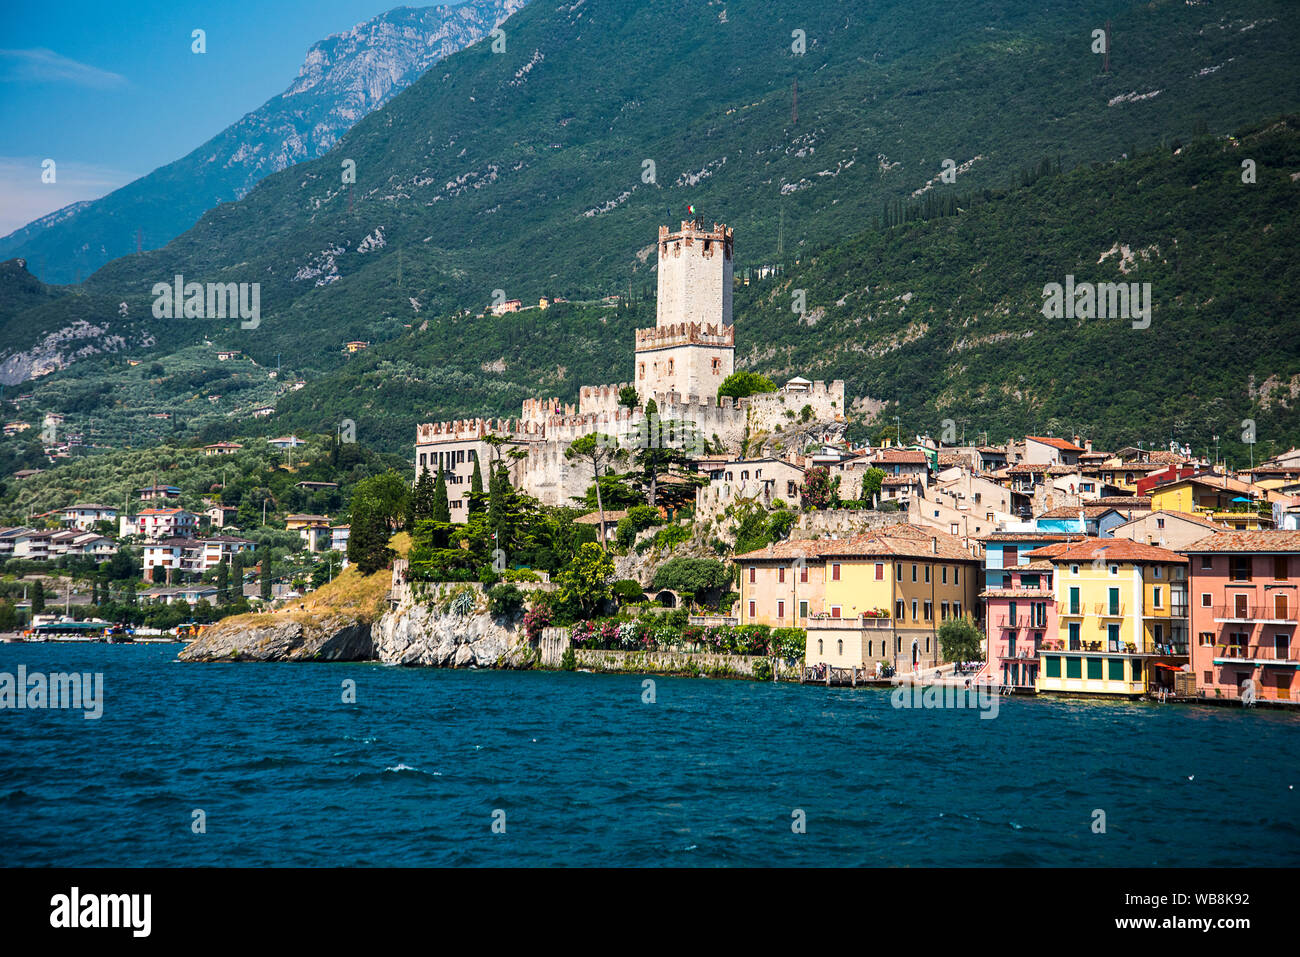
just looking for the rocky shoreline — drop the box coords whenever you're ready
[177,596,534,669]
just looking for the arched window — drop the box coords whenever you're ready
[837,640,843,655]
[817,640,823,654]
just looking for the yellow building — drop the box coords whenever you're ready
[1032,538,1188,697]
[1149,474,1274,531]
[800,527,980,674]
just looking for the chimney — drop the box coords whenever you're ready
[766,542,774,556]
[931,536,938,554]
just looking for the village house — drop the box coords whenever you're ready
[137,484,182,501]
[204,442,243,456]
[127,507,198,541]
[1032,538,1189,698]
[1149,473,1276,530]
[1109,509,1227,550]
[59,503,119,531]
[203,504,238,529]
[1183,530,1300,703]
[1023,435,1087,467]
[142,535,256,579]
[285,514,332,552]
[741,526,982,675]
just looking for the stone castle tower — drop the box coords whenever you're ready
[636,220,735,398]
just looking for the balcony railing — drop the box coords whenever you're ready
[997,615,1048,630]
[1211,605,1296,624]
[1211,642,1299,664]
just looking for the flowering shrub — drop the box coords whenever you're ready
[523,603,552,641]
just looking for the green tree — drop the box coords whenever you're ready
[347,491,394,575]
[431,467,451,524]
[216,557,229,605]
[469,455,485,513]
[651,557,731,607]
[938,616,984,666]
[861,466,886,505]
[556,542,615,617]
[565,434,623,552]
[412,467,436,522]
[31,579,45,615]
[618,386,640,410]
[259,551,273,601]
[717,371,778,400]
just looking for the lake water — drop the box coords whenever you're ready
[2,643,1298,867]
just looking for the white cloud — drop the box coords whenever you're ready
[0,48,127,89]
[0,157,139,237]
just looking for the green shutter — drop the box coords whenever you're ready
[1066,657,1082,679]
[1046,655,1061,678]
[1087,657,1103,680]
[1108,658,1124,681]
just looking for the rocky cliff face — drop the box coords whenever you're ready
[373,602,532,668]
[177,593,533,667]
[177,613,375,662]
[0,0,529,289]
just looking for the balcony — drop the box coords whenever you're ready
[808,614,893,630]
[996,614,1048,630]
[1211,605,1297,625]
[1211,643,1300,666]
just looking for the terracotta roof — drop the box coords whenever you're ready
[980,532,1086,543]
[1036,505,1124,519]
[881,474,922,486]
[980,588,1054,599]
[816,528,979,562]
[1111,509,1227,532]
[871,448,928,465]
[1039,538,1188,564]
[1179,530,1300,553]
[1094,496,1153,507]
[1153,473,1255,496]
[1022,540,1094,560]
[1026,436,1085,453]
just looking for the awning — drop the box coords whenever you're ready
[1153,663,1181,671]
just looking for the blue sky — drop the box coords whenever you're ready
[0,0,446,235]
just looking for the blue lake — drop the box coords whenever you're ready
[1,643,1298,866]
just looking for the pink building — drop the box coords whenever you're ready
[980,559,1058,688]
[1183,530,1300,703]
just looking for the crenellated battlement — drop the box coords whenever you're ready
[658,220,734,261]
[522,396,573,423]
[635,322,734,351]
[416,417,544,444]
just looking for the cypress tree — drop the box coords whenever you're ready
[413,467,436,521]
[432,467,451,524]
[259,551,273,601]
[469,456,484,514]
[32,579,45,614]
[216,558,229,605]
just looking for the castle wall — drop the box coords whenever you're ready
[745,380,846,436]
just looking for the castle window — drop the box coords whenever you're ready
[639,363,645,379]
[712,357,721,373]
[668,359,674,374]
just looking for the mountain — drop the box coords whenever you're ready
[207,117,1300,466]
[1,0,1297,460]
[0,0,528,285]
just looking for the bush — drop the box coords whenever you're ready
[560,647,576,671]
[612,579,646,604]
[487,583,525,618]
[752,658,773,681]
[616,505,663,550]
